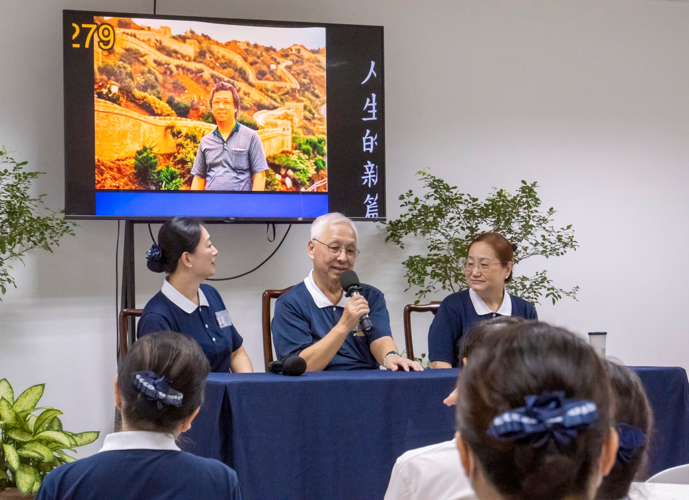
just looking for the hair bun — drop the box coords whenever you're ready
[146,244,165,273]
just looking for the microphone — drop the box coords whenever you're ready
[268,355,307,376]
[339,270,373,333]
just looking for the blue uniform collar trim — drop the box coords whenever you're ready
[212,122,240,142]
[304,270,350,309]
[161,279,209,314]
[469,288,512,316]
[98,431,180,452]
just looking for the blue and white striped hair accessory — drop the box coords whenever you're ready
[132,371,183,409]
[487,391,598,448]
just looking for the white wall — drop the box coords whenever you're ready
[2,0,689,457]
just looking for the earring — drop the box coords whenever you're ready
[188,264,192,268]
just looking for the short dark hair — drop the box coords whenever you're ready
[209,81,240,119]
[596,361,653,500]
[468,232,516,282]
[148,217,201,274]
[456,322,614,500]
[118,331,210,435]
[458,316,525,361]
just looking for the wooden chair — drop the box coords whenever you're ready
[402,302,441,361]
[118,308,143,366]
[261,287,292,372]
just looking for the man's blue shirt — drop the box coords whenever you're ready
[272,276,393,370]
[138,282,243,372]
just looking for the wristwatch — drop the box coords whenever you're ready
[383,351,401,369]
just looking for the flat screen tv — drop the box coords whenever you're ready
[63,10,385,221]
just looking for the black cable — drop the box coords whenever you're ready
[208,224,292,281]
[267,223,276,242]
[115,220,120,351]
[148,223,157,245]
[154,0,157,16]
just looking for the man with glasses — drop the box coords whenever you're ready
[272,213,422,371]
[191,81,268,191]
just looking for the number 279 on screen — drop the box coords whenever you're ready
[71,23,115,50]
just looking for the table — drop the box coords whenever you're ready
[629,482,689,499]
[183,367,689,500]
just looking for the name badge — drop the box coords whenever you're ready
[215,310,232,328]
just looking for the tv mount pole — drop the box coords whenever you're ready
[118,220,136,370]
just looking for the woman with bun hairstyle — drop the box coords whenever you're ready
[429,232,537,368]
[455,322,619,500]
[37,331,244,499]
[138,217,253,373]
[596,361,653,500]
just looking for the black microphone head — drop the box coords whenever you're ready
[282,356,307,376]
[268,360,284,374]
[339,270,360,293]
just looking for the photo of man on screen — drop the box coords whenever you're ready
[191,81,268,191]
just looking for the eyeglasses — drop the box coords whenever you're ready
[212,99,234,108]
[313,239,360,258]
[463,259,503,273]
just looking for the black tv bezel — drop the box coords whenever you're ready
[63,9,386,223]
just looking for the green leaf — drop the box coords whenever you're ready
[26,414,37,432]
[17,448,43,459]
[7,429,33,442]
[0,398,16,425]
[3,444,19,471]
[71,431,99,447]
[15,464,36,495]
[32,473,42,494]
[47,416,63,432]
[12,384,44,412]
[33,409,62,433]
[33,430,73,448]
[56,450,76,463]
[0,379,13,404]
[0,469,8,482]
[17,406,50,419]
[20,441,54,462]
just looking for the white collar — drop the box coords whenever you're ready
[469,288,512,316]
[304,270,350,309]
[98,431,180,452]
[161,279,208,314]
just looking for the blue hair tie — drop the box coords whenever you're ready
[487,391,598,448]
[616,423,646,463]
[132,371,183,409]
[146,244,162,262]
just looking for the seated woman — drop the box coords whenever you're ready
[138,217,252,372]
[37,331,244,499]
[596,361,653,500]
[429,232,537,368]
[455,322,619,500]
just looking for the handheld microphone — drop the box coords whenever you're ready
[339,270,373,333]
[268,355,307,376]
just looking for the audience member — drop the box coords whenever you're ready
[455,322,618,500]
[36,331,244,500]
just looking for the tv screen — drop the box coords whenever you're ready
[63,10,385,221]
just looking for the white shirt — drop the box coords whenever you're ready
[161,278,209,314]
[304,270,350,309]
[98,431,180,452]
[468,288,512,316]
[384,439,477,500]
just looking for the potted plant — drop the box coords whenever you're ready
[385,171,579,305]
[0,379,99,497]
[0,146,76,300]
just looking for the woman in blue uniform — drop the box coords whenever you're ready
[138,217,253,373]
[428,232,537,368]
[37,331,244,500]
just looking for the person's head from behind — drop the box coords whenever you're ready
[147,217,217,280]
[116,331,210,436]
[308,212,359,286]
[455,322,619,500]
[459,316,526,365]
[596,361,653,500]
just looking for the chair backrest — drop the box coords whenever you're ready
[262,287,292,371]
[647,464,689,484]
[118,308,143,366]
[402,302,441,361]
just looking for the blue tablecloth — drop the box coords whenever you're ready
[182,367,689,500]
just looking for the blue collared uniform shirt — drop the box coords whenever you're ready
[272,281,393,370]
[428,289,537,367]
[138,284,243,372]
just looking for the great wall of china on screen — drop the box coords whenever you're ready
[93,17,327,192]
